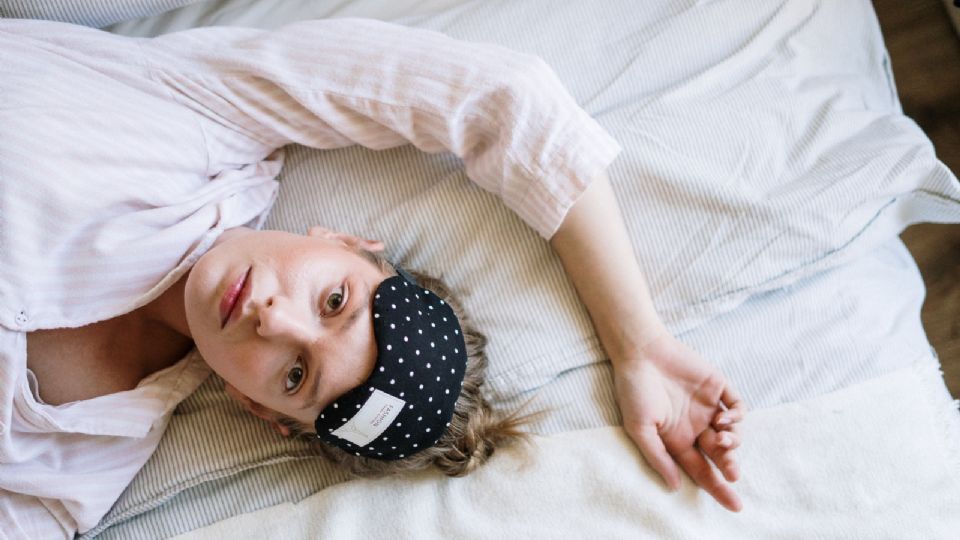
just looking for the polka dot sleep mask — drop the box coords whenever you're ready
[314,267,468,460]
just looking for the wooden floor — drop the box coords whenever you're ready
[874,0,960,399]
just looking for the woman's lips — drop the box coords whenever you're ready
[220,267,251,329]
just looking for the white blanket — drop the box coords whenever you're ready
[176,362,960,539]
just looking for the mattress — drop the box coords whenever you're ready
[54,0,960,536]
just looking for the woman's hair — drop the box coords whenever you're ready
[276,249,543,477]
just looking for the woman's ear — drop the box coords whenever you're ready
[223,382,292,437]
[307,225,385,253]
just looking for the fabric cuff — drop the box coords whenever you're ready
[519,113,623,240]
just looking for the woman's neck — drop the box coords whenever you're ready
[132,271,196,377]
[141,271,193,340]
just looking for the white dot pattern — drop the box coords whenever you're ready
[315,272,468,461]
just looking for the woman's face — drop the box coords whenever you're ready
[184,227,390,428]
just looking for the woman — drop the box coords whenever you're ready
[0,16,744,538]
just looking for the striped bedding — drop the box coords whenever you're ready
[0,0,197,27]
[7,0,957,537]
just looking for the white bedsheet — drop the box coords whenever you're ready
[175,361,960,539]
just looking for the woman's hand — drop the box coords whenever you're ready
[612,329,745,512]
[549,170,747,512]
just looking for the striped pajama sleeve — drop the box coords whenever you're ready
[139,18,622,240]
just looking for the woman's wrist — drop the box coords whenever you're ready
[549,170,668,367]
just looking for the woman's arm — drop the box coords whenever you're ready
[549,170,746,512]
[141,20,745,506]
[140,18,619,240]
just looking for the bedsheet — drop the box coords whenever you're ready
[74,0,960,537]
[0,0,198,27]
[174,361,960,539]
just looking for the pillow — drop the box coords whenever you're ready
[88,0,960,535]
[0,0,201,27]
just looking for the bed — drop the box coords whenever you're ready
[3,0,958,537]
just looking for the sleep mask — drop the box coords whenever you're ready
[314,267,468,460]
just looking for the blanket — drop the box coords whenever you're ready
[176,361,960,539]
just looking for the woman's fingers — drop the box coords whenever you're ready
[720,385,747,415]
[712,409,744,431]
[718,457,740,483]
[698,428,740,482]
[713,429,741,451]
[712,386,747,431]
[631,424,682,491]
[675,445,742,512]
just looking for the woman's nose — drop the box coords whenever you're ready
[256,295,310,342]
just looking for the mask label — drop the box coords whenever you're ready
[332,389,405,446]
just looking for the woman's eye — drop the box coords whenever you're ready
[285,357,305,393]
[326,289,344,311]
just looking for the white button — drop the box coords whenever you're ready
[14,311,27,326]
